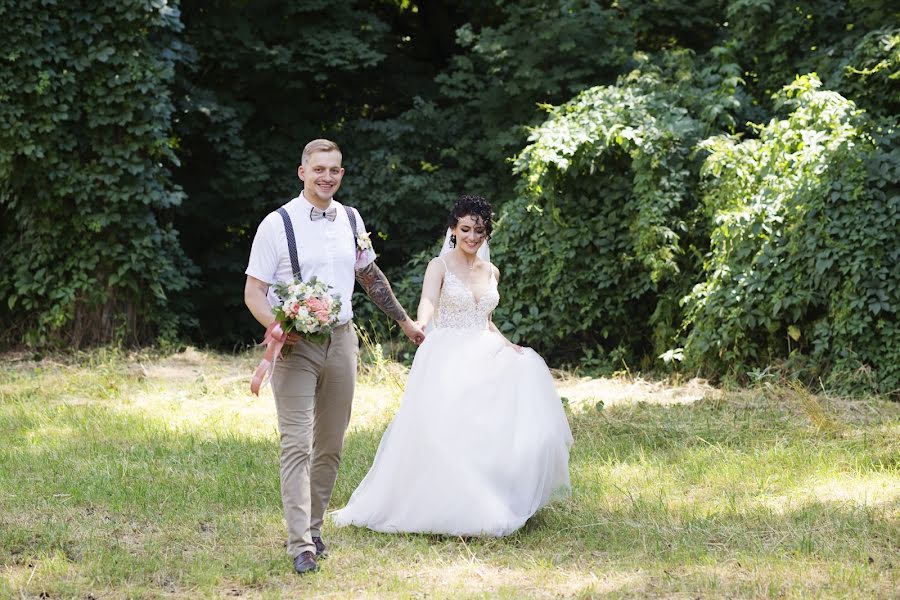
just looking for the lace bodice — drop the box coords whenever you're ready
[435,258,500,330]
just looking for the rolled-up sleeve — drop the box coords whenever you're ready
[353,208,377,269]
[245,213,280,284]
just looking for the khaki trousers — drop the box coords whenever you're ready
[271,322,358,557]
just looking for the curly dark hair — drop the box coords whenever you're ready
[447,193,493,242]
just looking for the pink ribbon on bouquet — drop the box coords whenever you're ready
[250,322,287,396]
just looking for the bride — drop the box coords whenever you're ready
[331,194,572,536]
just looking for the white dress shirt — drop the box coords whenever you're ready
[245,192,377,325]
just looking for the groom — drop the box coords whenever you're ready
[244,139,425,574]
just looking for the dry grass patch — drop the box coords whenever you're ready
[555,372,715,412]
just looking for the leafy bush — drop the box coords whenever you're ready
[0,0,194,347]
[683,75,899,394]
[489,52,747,365]
[834,26,900,119]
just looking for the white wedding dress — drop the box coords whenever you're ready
[331,259,573,536]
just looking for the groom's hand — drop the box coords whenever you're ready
[400,319,426,346]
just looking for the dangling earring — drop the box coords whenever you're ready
[449,234,457,248]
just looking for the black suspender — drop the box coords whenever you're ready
[344,205,358,241]
[276,207,302,279]
[276,204,360,282]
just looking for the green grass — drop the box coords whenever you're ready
[1,348,897,598]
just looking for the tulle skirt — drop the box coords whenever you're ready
[331,327,573,536]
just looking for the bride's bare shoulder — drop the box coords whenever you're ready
[425,256,448,278]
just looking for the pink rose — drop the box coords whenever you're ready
[289,302,300,317]
[306,297,326,313]
[315,309,331,324]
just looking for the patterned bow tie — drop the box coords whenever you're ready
[310,206,337,222]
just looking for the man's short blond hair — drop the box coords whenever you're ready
[302,139,341,165]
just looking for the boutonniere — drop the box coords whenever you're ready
[355,230,374,269]
[356,230,373,253]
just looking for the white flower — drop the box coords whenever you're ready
[356,230,373,252]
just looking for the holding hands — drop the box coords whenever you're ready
[401,319,426,345]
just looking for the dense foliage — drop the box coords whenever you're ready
[0,0,193,346]
[1,0,897,392]
[345,0,726,259]
[684,75,899,393]
[489,50,744,365]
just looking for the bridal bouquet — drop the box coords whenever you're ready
[271,276,342,345]
[251,277,341,395]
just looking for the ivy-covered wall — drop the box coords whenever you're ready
[0,0,193,346]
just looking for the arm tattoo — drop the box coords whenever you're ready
[356,262,408,322]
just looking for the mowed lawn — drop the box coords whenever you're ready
[1,348,897,599]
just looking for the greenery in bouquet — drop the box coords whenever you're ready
[271,277,342,346]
